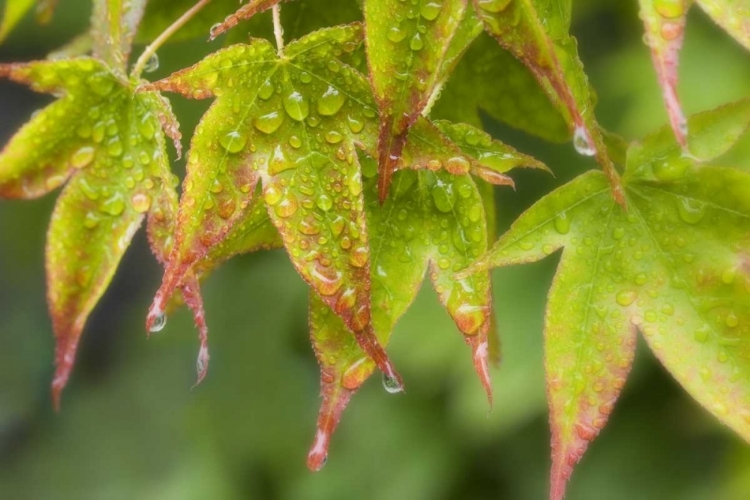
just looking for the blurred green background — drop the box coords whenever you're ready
[1,1,749,499]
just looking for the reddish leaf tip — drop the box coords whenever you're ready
[307,382,355,472]
[470,335,493,407]
[51,335,81,412]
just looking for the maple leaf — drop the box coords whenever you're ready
[473,0,625,204]
[0,0,183,407]
[143,23,410,388]
[363,0,478,201]
[306,121,549,471]
[460,99,750,500]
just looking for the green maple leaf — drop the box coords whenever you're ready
[696,0,750,52]
[144,18,520,392]
[473,0,625,203]
[638,0,689,147]
[363,0,477,201]
[0,0,184,407]
[306,121,548,470]
[461,99,750,500]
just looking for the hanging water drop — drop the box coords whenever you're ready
[143,52,160,73]
[573,125,596,156]
[150,310,167,333]
[382,373,404,394]
[70,146,95,169]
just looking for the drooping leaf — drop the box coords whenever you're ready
[364,0,473,201]
[696,0,750,51]
[473,0,625,203]
[462,100,750,500]
[639,0,690,147]
[0,56,181,407]
[143,24,408,387]
[306,121,549,470]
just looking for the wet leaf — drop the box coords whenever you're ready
[144,23,409,387]
[473,0,625,203]
[305,121,548,470]
[0,57,180,407]
[462,100,750,500]
[696,0,750,51]
[638,0,690,147]
[364,0,474,201]
[91,0,148,75]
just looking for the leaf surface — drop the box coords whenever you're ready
[463,100,750,500]
[364,0,472,201]
[0,57,180,407]
[306,122,548,470]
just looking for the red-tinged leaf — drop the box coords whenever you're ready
[364,0,471,201]
[0,65,181,407]
[473,0,625,205]
[208,0,287,40]
[145,24,406,387]
[639,0,690,148]
[462,100,750,500]
[304,120,550,468]
[696,0,750,51]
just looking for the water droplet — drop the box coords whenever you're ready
[387,24,407,43]
[420,1,442,20]
[612,227,625,240]
[382,373,404,394]
[253,111,284,134]
[694,326,710,343]
[677,198,706,224]
[283,90,310,121]
[264,185,282,206]
[131,193,151,213]
[143,52,159,73]
[554,212,571,234]
[477,0,512,12]
[655,0,685,18]
[410,33,424,51]
[100,194,126,216]
[325,130,343,144]
[107,139,123,157]
[431,183,456,213]
[70,146,95,169]
[317,86,346,116]
[299,71,312,83]
[289,135,302,148]
[445,157,470,175]
[615,290,637,307]
[258,79,275,100]
[316,194,333,212]
[722,267,737,285]
[274,195,298,218]
[726,311,739,328]
[219,130,247,153]
[573,125,596,156]
[150,310,167,332]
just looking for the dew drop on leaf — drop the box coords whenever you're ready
[130,193,152,213]
[149,310,167,333]
[615,289,637,307]
[70,146,95,169]
[316,194,333,212]
[654,0,685,18]
[219,130,247,153]
[677,198,706,224]
[476,0,512,13]
[253,111,284,134]
[573,125,597,156]
[420,1,442,21]
[387,24,407,43]
[283,90,310,121]
[382,373,404,394]
[144,53,160,73]
[554,212,571,235]
[317,86,346,116]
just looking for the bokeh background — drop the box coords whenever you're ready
[1,1,750,499]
